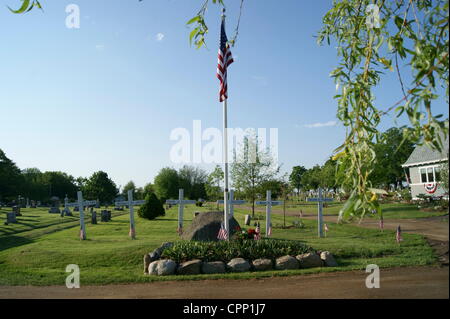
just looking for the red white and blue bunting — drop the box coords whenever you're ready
[424,183,438,194]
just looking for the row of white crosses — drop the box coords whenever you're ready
[165,189,196,233]
[306,187,333,238]
[115,190,146,239]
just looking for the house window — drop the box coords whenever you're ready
[419,165,442,183]
[427,167,434,182]
[420,168,427,183]
[435,166,441,181]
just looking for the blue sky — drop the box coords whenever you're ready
[0,0,448,189]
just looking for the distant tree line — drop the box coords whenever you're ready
[0,127,419,206]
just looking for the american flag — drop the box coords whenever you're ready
[79,228,85,240]
[129,226,136,239]
[254,224,261,240]
[379,217,384,231]
[396,225,402,243]
[177,224,183,236]
[217,18,234,102]
[267,224,272,237]
[217,222,228,240]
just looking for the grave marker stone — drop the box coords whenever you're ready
[6,212,17,224]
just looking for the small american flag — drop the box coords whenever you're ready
[267,224,272,237]
[79,228,85,240]
[254,224,261,240]
[396,225,402,243]
[217,17,234,102]
[129,226,136,239]
[379,218,384,231]
[217,222,228,240]
[177,224,183,236]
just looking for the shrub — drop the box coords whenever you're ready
[161,239,313,263]
[138,193,165,220]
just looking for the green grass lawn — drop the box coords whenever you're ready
[271,202,448,219]
[0,203,439,286]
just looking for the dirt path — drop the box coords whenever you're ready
[0,266,447,299]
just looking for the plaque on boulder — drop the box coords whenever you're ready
[181,211,240,241]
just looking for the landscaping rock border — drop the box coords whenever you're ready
[144,243,338,276]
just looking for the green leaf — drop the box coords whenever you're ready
[189,28,199,45]
[186,16,200,25]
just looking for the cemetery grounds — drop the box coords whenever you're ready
[0,202,448,298]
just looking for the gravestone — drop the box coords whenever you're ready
[6,212,17,224]
[101,210,111,222]
[91,211,97,224]
[244,214,251,226]
[31,200,37,208]
[48,196,61,214]
[13,206,22,216]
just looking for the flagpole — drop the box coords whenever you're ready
[223,98,230,240]
[220,7,230,240]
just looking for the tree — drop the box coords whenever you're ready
[318,0,449,222]
[153,167,179,201]
[83,171,118,204]
[440,161,449,193]
[138,192,165,220]
[289,166,307,197]
[206,165,224,201]
[122,181,136,196]
[301,165,322,191]
[231,135,280,217]
[321,158,337,190]
[370,127,415,188]
[178,165,208,200]
[0,149,23,202]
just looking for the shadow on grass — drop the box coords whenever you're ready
[0,235,34,252]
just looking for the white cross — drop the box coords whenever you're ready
[65,191,97,240]
[306,187,333,238]
[165,189,196,231]
[217,190,246,219]
[255,190,283,237]
[115,190,146,239]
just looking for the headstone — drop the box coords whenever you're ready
[12,205,22,216]
[91,211,97,224]
[30,200,37,208]
[244,214,251,226]
[6,212,17,224]
[101,210,111,222]
[48,196,61,214]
